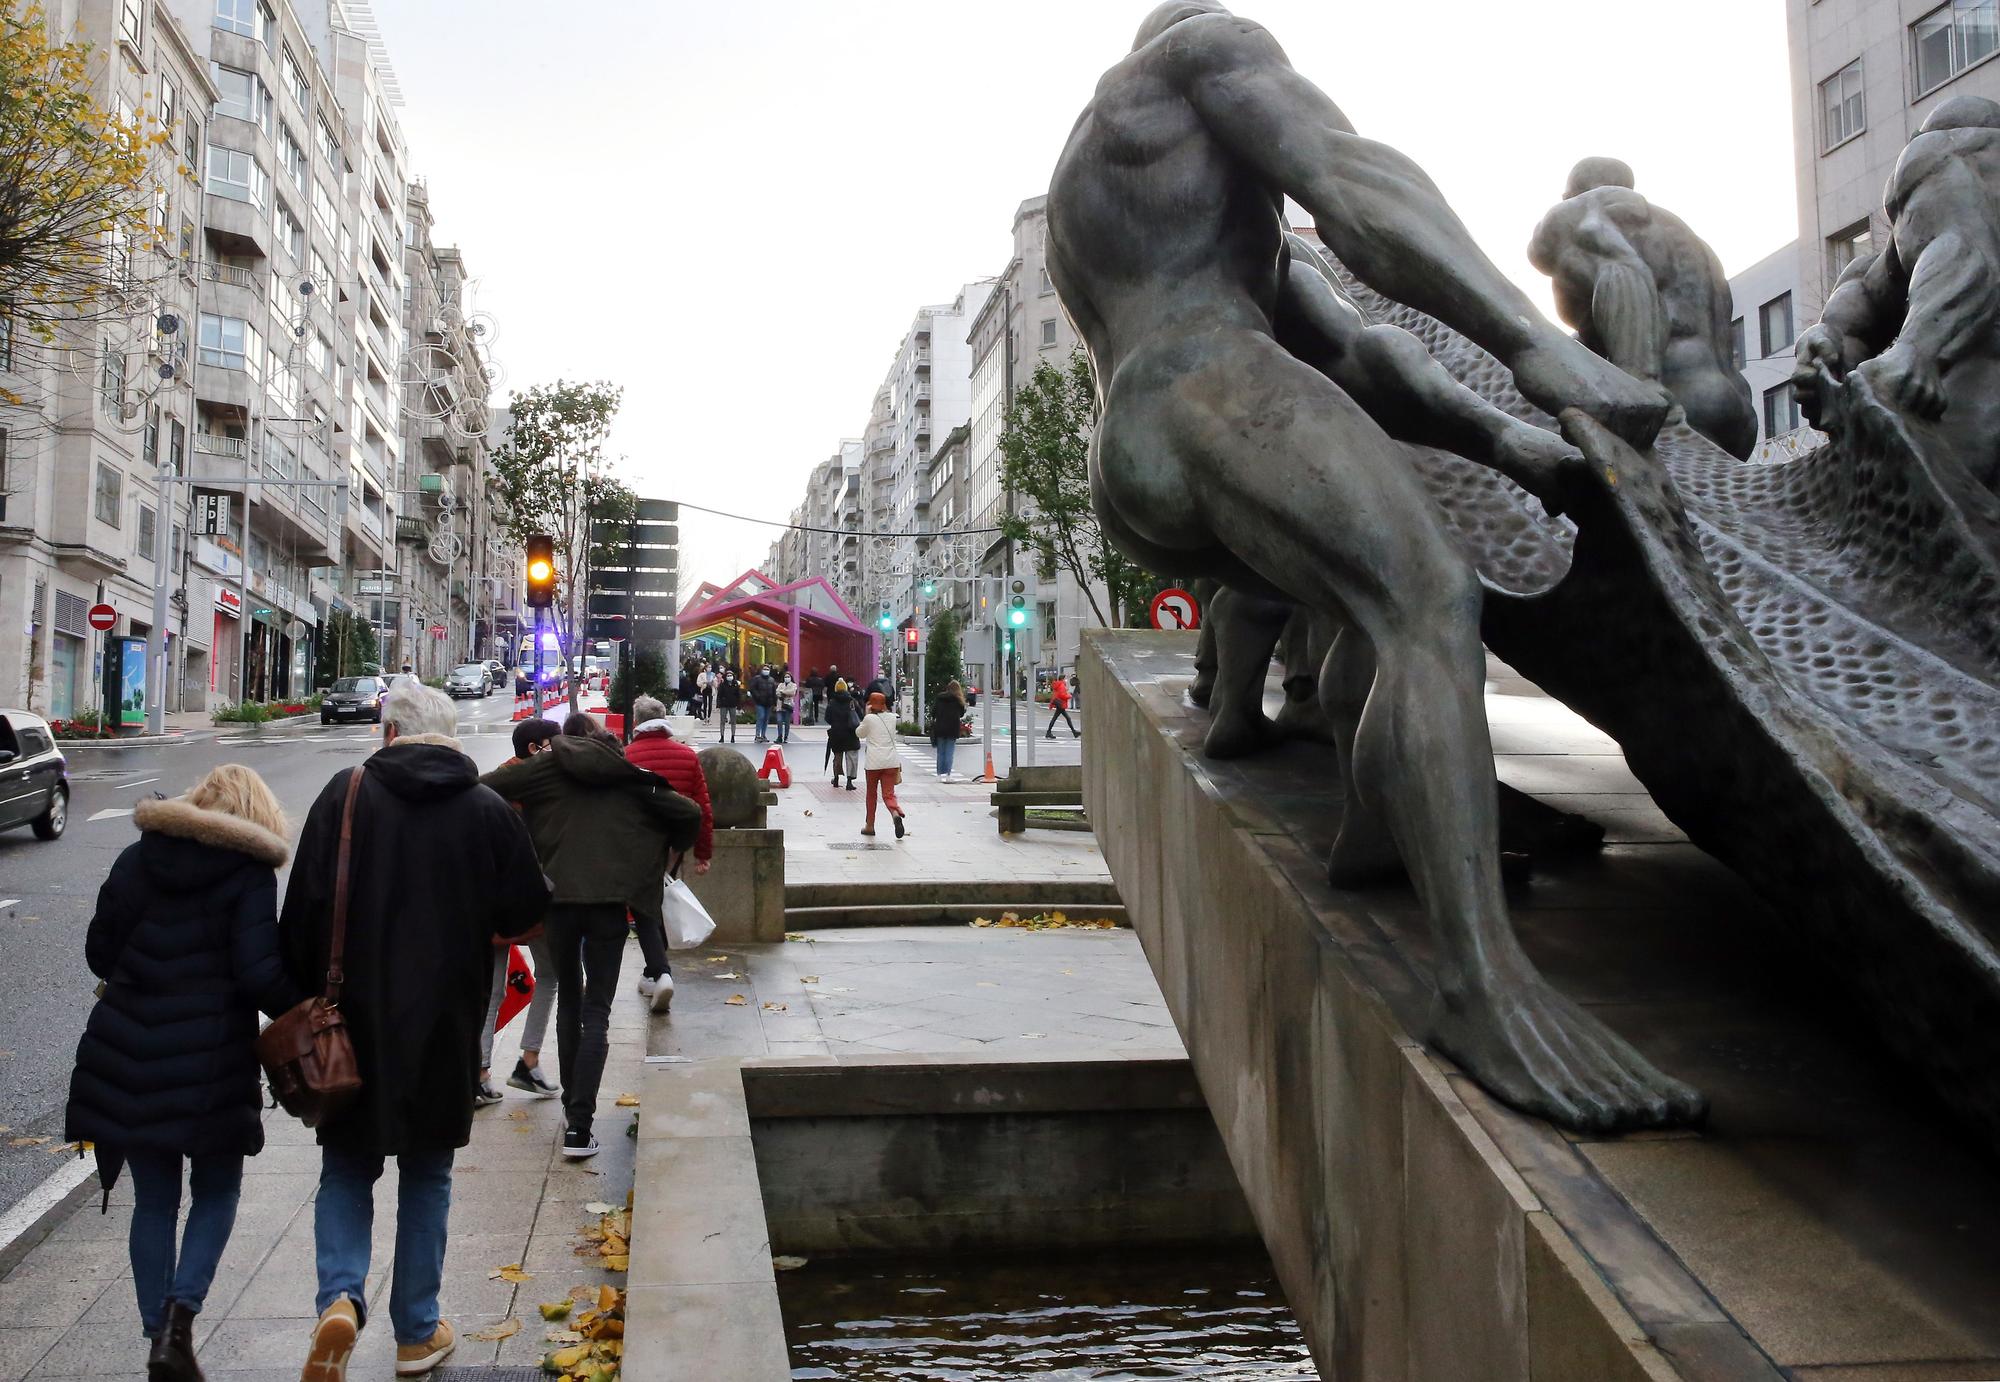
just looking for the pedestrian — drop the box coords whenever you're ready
[775,668,797,744]
[932,679,967,781]
[285,682,549,1379]
[824,678,860,788]
[561,709,623,752]
[623,695,714,1013]
[480,710,701,1160]
[476,718,565,1107]
[64,766,301,1379]
[803,667,824,725]
[749,664,777,742]
[865,674,892,711]
[858,691,909,839]
[696,663,713,721]
[715,668,742,742]
[676,664,697,718]
[1046,673,1079,738]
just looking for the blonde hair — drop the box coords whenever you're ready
[947,680,963,697]
[184,764,288,840]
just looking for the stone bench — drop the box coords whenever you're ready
[991,764,1087,835]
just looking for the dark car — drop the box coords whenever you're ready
[321,675,387,724]
[0,709,68,840]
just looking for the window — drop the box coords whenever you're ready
[0,311,13,372]
[279,123,308,194]
[310,247,332,296]
[99,342,123,410]
[308,329,332,377]
[210,64,263,126]
[143,405,160,466]
[213,0,268,41]
[198,312,257,370]
[311,178,338,240]
[205,146,268,207]
[1039,266,1053,295]
[178,214,195,264]
[172,522,184,570]
[1914,0,1999,92]
[1729,317,1746,371]
[1759,293,1794,357]
[118,0,142,45]
[262,431,296,480]
[168,418,185,474]
[95,462,122,526]
[1828,221,1873,279]
[316,114,341,172]
[1764,381,1802,437]
[267,347,298,411]
[275,198,304,260]
[160,79,178,137]
[1039,318,1058,347]
[184,117,200,172]
[138,503,156,558]
[1820,59,1865,149]
[282,45,311,110]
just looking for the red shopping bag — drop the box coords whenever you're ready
[495,945,535,1032]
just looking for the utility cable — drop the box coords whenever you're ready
[668,498,1005,539]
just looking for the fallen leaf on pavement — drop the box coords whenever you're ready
[705,956,731,964]
[724,994,747,1005]
[713,972,743,980]
[539,1300,574,1321]
[762,1002,787,1012]
[544,1328,584,1343]
[601,1254,629,1272]
[773,1255,808,1271]
[488,1263,533,1283]
[469,1318,520,1342]
[582,1202,616,1216]
[971,917,993,927]
[9,1137,49,1147]
[784,932,807,941]
[801,975,819,984]
[802,809,813,816]
[614,1094,639,1108]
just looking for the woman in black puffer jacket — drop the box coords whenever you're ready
[66,765,300,1380]
[824,679,861,788]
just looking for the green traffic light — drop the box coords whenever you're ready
[878,614,893,630]
[920,580,936,598]
[1007,607,1028,627]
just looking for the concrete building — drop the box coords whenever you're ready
[1786,0,2000,319]
[0,0,219,720]
[1724,242,1821,456]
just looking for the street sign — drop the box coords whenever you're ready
[284,619,308,642]
[87,603,117,632]
[1149,587,1201,631]
[429,624,448,639]
[193,493,231,535]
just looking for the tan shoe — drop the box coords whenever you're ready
[301,1298,358,1382]
[394,1321,455,1376]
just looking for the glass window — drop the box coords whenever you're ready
[1039,318,1057,347]
[184,117,201,172]
[275,199,304,261]
[118,0,142,44]
[211,63,258,123]
[1828,222,1874,280]
[169,418,185,473]
[316,114,341,172]
[1912,0,1999,93]
[213,0,266,40]
[1729,318,1746,371]
[198,312,255,370]
[1763,381,1802,437]
[280,123,308,193]
[205,145,267,207]
[99,342,123,409]
[95,462,122,526]
[1820,59,1865,149]
[1759,293,1794,357]
[138,503,156,558]
[0,310,13,372]
[160,79,178,135]
[143,405,159,465]
[311,178,338,240]
[282,46,311,110]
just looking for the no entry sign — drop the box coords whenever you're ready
[1149,587,1201,631]
[87,603,117,632]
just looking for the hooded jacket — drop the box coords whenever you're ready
[824,685,861,754]
[748,671,777,708]
[481,733,703,906]
[66,796,300,1184]
[279,738,549,1154]
[624,720,714,863]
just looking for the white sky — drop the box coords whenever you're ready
[373,0,1798,587]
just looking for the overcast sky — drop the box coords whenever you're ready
[372,0,1798,588]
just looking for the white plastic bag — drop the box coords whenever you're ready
[662,877,716,950]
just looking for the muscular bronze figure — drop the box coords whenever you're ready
[1530,158,1758,460]
[1794,96,2000,493]
[1047,1,1700,1131]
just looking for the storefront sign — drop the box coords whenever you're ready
[194,538,243,580]
[216,587,242,616]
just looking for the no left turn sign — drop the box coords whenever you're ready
[1149,587,1201,631]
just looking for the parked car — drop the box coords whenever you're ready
[321,675,387,724]
[445,663,493,699]
[0,709,68,840]
[484,658,507,689]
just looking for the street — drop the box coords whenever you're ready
[0,688,527,1224]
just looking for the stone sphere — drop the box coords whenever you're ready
[700,747,763,828]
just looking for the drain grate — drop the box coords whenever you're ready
[828,841,894,850]
[439,1371,547,1382]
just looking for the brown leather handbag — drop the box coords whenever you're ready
[255,766,365,1128]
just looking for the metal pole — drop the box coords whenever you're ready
[980,629,994,780]
[1024,646,1037,768]
[146,461,171,734]
[532,602,545,718]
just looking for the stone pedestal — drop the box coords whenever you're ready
[688,828,785,944]
[1085,629,2000,1382]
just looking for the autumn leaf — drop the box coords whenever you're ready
[784,932,807,941]
[469,1318,521,1342]
[581,1202,617,1216]
[613,1094,639,1108]
[773,1254,808,1271]
[723,994,747,1006]
[9,1137,49,1148]
[489,1263,533,1283]
[538,1300,573,1321]
[601,1253,629,1272]
[762,1001,787,1012]
[801,975,820,984]
[544,1328,583,1343]
[713,971,743,980]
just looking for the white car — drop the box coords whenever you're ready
[445,663,493,699]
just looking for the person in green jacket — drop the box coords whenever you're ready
[480,724,701,1158]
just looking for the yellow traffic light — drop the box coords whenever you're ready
[527,558,552,581]
[525,534,556,608]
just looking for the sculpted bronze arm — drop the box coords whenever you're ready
[1793,249,1905,425]
[1527,199,1666,382]
[1863,225,2000,418]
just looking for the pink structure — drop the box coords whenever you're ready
[678,569,879,682]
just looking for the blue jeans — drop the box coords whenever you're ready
[753,703,771,738]
[935,735,957,776]
[315,1146,454,1345]
[775,708,791,743]
[127,1151,243,1338]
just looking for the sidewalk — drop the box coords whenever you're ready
[0,978,645,1379]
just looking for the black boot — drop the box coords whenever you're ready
[148,1301,204,1382]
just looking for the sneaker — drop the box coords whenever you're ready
[562,1128,600,1160]
[473,1081,503,1108]
[647,971,675,1014]
[301,1298,359,1382]
[860,827,876,837]
[893,813,906,840]
[507,1060,559,1097]
[636,974,661,1000]
[393,1321,455,1376]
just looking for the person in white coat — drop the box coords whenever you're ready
[856,691,908,839]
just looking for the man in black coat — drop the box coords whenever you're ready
[283,683,548,1378]
[481,721,701,1158]
[747,665,777,742]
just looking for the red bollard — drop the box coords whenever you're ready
[758,747,792,788]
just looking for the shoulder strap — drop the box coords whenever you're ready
[325,765,365,1005]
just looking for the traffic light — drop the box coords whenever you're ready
[904,626,920,649]
[919,578,936,599]
[878,603,894,631]
[1007,577,1029,628]
[1002,631,1014,656]
[525,534,555,608]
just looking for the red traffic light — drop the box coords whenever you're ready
[904,626,920,648]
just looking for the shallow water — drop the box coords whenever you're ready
[780,1249,1318,1380]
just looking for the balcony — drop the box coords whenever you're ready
[396,514,428,545]
[200,261,263,296]
[195,432,249,460]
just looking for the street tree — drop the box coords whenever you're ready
[923,604,962,709]
[315,609,380,685]
[997,348,1154,629]
[0,8,170,351]
[489,380,627,712]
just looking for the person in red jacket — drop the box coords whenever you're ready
[1045,674,1079,739]
[623,696,713,1012]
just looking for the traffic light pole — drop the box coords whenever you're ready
[532,604,544,717]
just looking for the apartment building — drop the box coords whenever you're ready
[1725,244,1814,454]
[0,0,217,719]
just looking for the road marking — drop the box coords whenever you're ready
[0,900,18,910]
[87,808,134,822]
[0,1155,93,1257]
[113,777,161,790]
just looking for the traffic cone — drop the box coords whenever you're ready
[981,746,996,784]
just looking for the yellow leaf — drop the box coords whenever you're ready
[469,1318,521,1342]
[613,1094,639,1108]
[600,1253,628,1272]
[762,1001,787,1012]
[9,1137,49,1147]
[489,1263,533,1283]
[802,975,820,984]
[544,1328,584,1343]
[546,1344,590,1370]
[723,994,747,1006]
[539,1300,573,1321]
[597,1284,619,1314]
[773,1254,808,1271]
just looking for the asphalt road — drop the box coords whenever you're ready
[0,687,527,1223]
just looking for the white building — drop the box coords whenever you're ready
[1725,242,1813,453]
